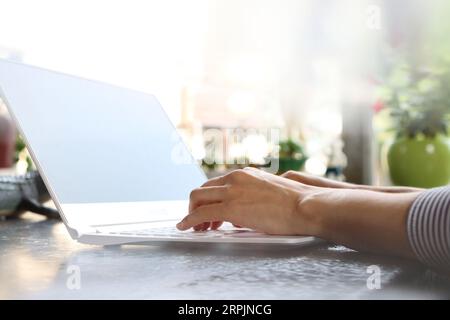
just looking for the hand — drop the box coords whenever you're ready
[176,168,316,235]
[176,168,420,260]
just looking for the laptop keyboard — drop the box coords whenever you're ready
[102,226,266,239]
[94,223,317,244]
[94,220,315,243]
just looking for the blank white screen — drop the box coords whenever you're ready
[0,60,206,204]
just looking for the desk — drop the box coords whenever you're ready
[1,212,449,299]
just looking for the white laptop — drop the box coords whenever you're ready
[0,59,318,246]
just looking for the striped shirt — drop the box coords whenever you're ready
[407,186,450,271]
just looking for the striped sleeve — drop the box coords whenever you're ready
[407,186,450,270]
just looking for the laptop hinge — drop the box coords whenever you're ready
[66,225,97,238]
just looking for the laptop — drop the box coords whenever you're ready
[0,59,318,246]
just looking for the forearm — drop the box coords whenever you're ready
[354,185,424,194]
[281,171,422,193]
[298,188,421,259]
[333,179,423,193]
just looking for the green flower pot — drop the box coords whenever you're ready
[278,158,307,175]
[387,134,450,188]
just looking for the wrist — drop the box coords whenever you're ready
[294,189,328,237]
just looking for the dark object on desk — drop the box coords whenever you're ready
[0,106,16,168]
[0,170,59,219]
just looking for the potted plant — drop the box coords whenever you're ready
[14,135,34,172]
[379,61,450,188]
[276,139,307,174]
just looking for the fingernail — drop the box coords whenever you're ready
[176,218,187,230]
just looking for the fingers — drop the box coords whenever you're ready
[281,171,325,186]
[189,186,228,212]
[192,221,222,231]
[281,170,304,181]
[201,175,227,187]
[211,221,223,230]
[200,168,256,188]
[177,203,229,231]
[193,222,210,231]
[187,176,231,231]
[183,169,254,231]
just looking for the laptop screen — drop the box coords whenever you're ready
[0,60,206,210]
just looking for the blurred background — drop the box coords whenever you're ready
[1,0,449,187]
